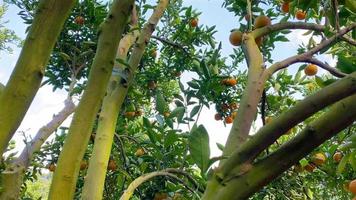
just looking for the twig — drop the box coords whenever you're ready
[151,35,189,54]
[266,23,356,75]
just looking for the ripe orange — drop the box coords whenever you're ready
[214,113,222,121]
[304,163,316,172]
[74,16,85,25]
[265,116,273,124]
[225,116,233,124]
[135,110,143,116]
[304,64,318,76]
[229,30,243,46]
[349,180,356,195]
[124,111,136,118]
[48,163,56,172]
[255,36,264,46]
[333,152,343,163]
[281,2,290,13]
[80,160,88,170]
[107,159,117,171]
[312,153,326,166]
[226,78,237,86]
[174,71,182,77]
[148,80,157,90]
[135,148,145,157]
[229,102,238,110]
[254,15,271,28]
[190,18,198,27]
[163,112,170,118]
[295,10,306,20]
[154,193,168,200]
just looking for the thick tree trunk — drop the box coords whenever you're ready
[48,0,134,199]
[202,94,356,199]
[0,0,76,156]
[81,1,168,199]
[0,99,75,199]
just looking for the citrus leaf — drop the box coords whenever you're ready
[188,125,210,173]
[156,92,166,114]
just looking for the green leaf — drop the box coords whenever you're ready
[216,143,224,151]
[164,131,178,148]
[190,105,200,118]
[201,60,211,79]
[337,153,350,174]
[349,151,356,170]
[170,107,185,118]
[156,92,166,114]
[188,125,210,173]
[336,55,356,74]
[187,81,200,89]
[315,76,325,87]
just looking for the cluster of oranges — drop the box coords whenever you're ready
[221,77,238,86]
[280,1,306,20]
[74,16,85,25]
[215,102,238,124]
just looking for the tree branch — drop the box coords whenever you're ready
[266,23,356,75]
[151,35,189,54]
[252,22,325,38]
[205,94,356,199]
[305,57,346,78]
[219,72,356,177]
[119,169,199,200]
[341,35,356,46]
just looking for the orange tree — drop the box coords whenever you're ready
[0,0,355,199]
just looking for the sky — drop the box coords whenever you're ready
[0,0,337,158]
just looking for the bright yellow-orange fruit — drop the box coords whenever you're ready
[304,163,316,172]
[135,148,145,157]
[124,111,136,118]
[229,102,238,110]
[74,16,84,25]
[312,153,326,166]
[265,116,273,124]
[296,10,306,20]
[349,179,356,195]
[333,152,343,163]
[225,116,233,124]
[304,64,318,76]
[151,50,157,58]
[281,2,290,13]
[48,163,56,172]
[190,18,198,27]
[163,112,170,118]
[254,15,271,28]
[107,159,117,171]
[229,30,243,46]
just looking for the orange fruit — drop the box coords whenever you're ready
[265,116,273,124]
[255,36,264,46]
[174,71,182,77]
[227,78,237,86]
[48,163,56,172]
[304,163,316,172]
[281,2,290,13]
[229,102,238,110]
[214,113,222,121]
[349,180,356,194]
[312,153,326,166]
[295,10,306,20]
[304,64,318,76]
[124,111,136,118]
[254,15,271,28]
[163,112,170,118]
[148,80,157,90]
[154,193,168,200]
[151,50,157,58]
[333,152,343,163]
[107,160,117,171]
[74,16,84,25]
[225,116,233,124]
[80,160,88,170]
[229,30,243,46]
[135,148,145,157]
[135,110,143,116]
[190,18,198,27]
